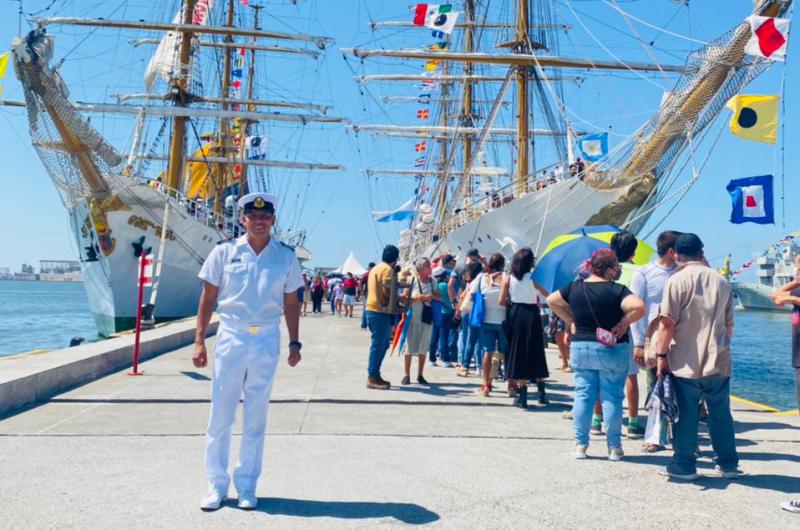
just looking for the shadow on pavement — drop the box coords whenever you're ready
[734,420,800,432]
[256,497,440,524]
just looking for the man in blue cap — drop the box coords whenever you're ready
[193,192,304,511]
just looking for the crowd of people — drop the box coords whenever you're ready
[356,229,795,485]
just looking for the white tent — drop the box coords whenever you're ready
[334,251,367,275]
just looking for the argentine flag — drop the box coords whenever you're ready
[726,175,774,225]
[372,198,416,223]
[577,132,609,162]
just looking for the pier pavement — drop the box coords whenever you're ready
[1,311,799,529]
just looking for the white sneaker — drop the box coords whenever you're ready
[574,444,588,460]
[714,465,742,479]
[237,490,258,510]
[429,361,437,367]
[608,447,625,461]
[444,362,455,368]
[658,466,698,481]
[200,490,227,511]
[780,500,800,513]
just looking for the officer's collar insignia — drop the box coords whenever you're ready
[230,258,241,263]
[253,197,266,208]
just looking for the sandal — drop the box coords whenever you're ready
[641,443,664,453]
[457,368,469,377]
[563,366,573,373]
[476,384,491,397]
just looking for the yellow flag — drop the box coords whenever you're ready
[0,52,8,78]
[424,60,439,71]
[725,94,779,144]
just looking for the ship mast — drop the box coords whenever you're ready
[435,61,449,220]
[514,0,530,198]
[215,0,236,216]
[461,0,476,203]
[236,3,263,199]
[165,0,196,194]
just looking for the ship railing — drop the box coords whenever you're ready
[133,177,237,237]
[436,162,612,238]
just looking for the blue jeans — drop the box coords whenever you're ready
[669,375,738,475]
[460,322,483,369]
[429,315,455,363]
[366,311,392,378]
[480,322,506,353]
[571,341,629,448]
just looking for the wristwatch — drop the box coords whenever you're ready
[289,340,302,350]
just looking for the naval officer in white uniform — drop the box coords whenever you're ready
[193,192,303,511]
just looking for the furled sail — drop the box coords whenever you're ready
[144,0,215,91]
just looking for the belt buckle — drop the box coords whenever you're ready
[248,325,260,335]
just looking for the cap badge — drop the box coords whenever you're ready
[253,197,266,208]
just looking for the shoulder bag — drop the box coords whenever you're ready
[469,273,486,327]
[581,281,617,347]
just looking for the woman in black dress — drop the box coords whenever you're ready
[499,248,549,409]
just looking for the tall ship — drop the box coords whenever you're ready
[732,242,798,312]
[343,0,792,265]
[7,1,347,336]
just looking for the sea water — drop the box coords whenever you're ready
[0,280,797,411]
[0,280,98,356]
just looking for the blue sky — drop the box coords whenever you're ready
[0,0,796,278]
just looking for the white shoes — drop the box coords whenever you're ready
[781,500,800,513]
[238,491,258,510]
[608,447,625,461]
[714,465,742,479]
[200,490,227,511]
[574,444,588,460]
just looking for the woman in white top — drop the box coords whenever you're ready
[470,253,507,397]
[499,247,549,409]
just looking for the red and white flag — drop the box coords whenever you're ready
[745,16,790,61]
[139,254,154,287]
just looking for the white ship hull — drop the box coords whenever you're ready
[70,184,225,336]
[423,178,631,263]
[732,283,790,312]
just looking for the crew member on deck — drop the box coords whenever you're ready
[193,192,303,512]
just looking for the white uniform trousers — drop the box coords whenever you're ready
[205,325,280,494]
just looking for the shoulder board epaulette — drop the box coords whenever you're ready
[216,238,235,246]
[278,241,295,252]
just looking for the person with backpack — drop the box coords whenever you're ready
[471,253,507,397]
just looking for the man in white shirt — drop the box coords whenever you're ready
[629,230,681,451]
[193,193,303,511]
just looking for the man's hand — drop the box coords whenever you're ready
[634,346,646,367]
[193,342,208,368]
[288,344,302,367]
[772,292,789,306]
[656,356,669,377]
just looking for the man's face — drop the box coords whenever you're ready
[242,211,275,238]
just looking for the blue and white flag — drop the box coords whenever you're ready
[372,198,416,223]
[577,132,608,162]
[726,174,774,225]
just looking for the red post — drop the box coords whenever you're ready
[128,251,147,376]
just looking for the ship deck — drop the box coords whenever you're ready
[1,311,799,528]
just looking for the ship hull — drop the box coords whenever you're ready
[423,179,630,264]
[70,184,225,336]
[731,283,790,312]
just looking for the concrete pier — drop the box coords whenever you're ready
[1,312,798,528]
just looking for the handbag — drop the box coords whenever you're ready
[415,277,433,325]
[581,281,617,347]
[469,273,486,327]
